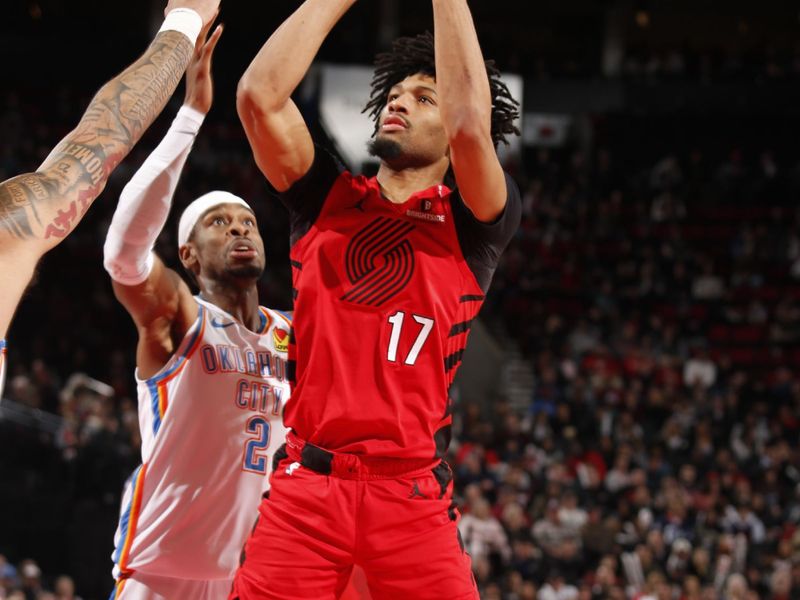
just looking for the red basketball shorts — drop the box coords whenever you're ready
[229,437,478,600]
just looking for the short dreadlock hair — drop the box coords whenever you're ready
[363,31,520,147]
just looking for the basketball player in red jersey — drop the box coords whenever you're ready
[231,1,520,598]
[0,0,221,398]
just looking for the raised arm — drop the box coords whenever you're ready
[103,25,222,378]
[431,0,507,222]
[236,0,357,192]
[0,0,220,338]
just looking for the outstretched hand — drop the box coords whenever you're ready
[185,23,223,114]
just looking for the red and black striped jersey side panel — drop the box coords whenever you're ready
[286,260,302,386]
[433,293,485,458]
[444,294,485,392]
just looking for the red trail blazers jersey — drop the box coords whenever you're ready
[281,148,521,460]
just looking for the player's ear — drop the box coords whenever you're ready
[179,243,198,272]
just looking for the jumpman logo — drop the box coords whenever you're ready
[408,480,426,499]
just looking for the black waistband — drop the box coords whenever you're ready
[300,442,333,474]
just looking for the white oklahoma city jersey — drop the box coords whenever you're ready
[112,297,291,580]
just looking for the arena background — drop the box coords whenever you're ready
[2,1,800,598]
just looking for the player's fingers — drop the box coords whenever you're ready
[200,24,222,66]
[195,9,219,51]
[203,23,223,57]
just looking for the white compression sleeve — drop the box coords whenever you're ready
[103,105,205,285]
[158,8,203,45]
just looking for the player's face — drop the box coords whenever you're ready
[191,204,266,281]
[371,73,449,167]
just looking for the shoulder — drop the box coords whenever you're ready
[279,145,347,200]
[450,170,521,255]
[451,171,521,232]
[266,308,293,328]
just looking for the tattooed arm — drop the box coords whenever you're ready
[0,30,193,247]
[0,3,219,337]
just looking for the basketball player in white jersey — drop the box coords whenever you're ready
[102,27,290,600]
[0,0,221,400]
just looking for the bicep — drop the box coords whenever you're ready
[0,174,45,244]
[448,132,508,223]
[237,95,315,193]
[111,255,194,333]
[113,257,198,379]
[0,94,133,251]
[452,170,521,292]
[0,163,107,255]
[0,166,99,333]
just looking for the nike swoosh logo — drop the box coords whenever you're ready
[210,318,235,328]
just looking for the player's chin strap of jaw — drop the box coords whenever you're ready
[103,105,205,285]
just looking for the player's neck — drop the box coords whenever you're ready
[199,284,262,332]
[376,158,449,204]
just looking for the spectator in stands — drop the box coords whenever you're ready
[683,346,717,389]
[532,498,582,566]
[17,560,42,600]
[52,576,81,600]
[537,569,578,600]
[459,496,512,566]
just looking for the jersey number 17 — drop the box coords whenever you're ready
[386,311,434,365]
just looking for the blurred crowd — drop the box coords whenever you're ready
[0,556,81,600]
[618,43,800,83]
[502,41,800,83]
[2,73,800,600]
[451,131,800,598]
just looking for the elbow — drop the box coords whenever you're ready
[444,108,492,146]
[102,241,153,287]
[102,232,125,277]
[102,221,153,286]
[447,124,492,151]
[237,67,288,118]
[236,69,276,116]
[236,77,261,120]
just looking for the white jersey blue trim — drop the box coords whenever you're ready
[143,304,206,436]
[110,299,291,581]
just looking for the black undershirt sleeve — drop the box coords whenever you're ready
[451,171,522,293]
[277,145,344,247]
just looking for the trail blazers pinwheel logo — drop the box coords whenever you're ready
[340,217,415,306]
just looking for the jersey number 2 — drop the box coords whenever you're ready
[387,311,434,365]
[243,416,270,474]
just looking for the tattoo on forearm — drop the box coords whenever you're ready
[60,142,105,186]
[78,32,193,159]
[0,30,193,243]
[126,39,191,133]
[0,182,36,239]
